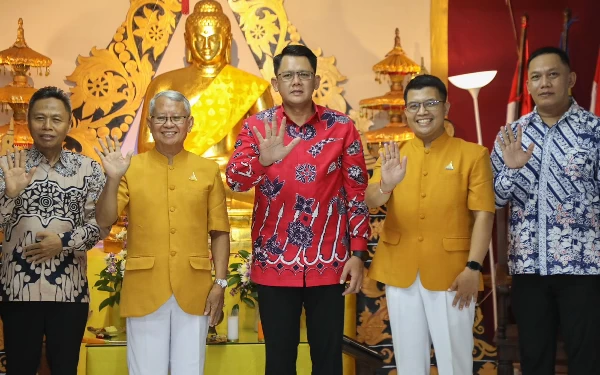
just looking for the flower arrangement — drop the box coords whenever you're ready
[227,249,258,309]
[94,229,127,310]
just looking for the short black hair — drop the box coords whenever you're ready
[28,86,72,122]
[404,74,448,102]
[273,45,317,75]
[527,46,570,70]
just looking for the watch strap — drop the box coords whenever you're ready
[352,251,368,261]
[466,261,483,272]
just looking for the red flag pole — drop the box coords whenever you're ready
[561,8,571,52]
[515,15,528,120]
[506,0,520,57]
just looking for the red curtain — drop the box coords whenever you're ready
[448,0,600,150]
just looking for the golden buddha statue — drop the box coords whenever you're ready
[138,0,272,172]
[137,0,273,250]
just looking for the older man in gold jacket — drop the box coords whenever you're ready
[95,90,230,375]
[365,75,495,375]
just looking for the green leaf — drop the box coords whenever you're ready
[238,250,250,258]
[115,292,121,304]
[99,298,111,311]
[228,274,241,286]
[242,296,255,308]
[97,285,116,293]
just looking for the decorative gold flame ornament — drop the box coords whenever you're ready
[228,0,350,114]
[0,18,52,152]
[359,28,420,150]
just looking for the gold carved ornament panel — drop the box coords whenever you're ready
[65,0,183,160]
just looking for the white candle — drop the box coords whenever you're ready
[227,315,239,342]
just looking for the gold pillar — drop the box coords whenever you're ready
[431,0,449,86]
[343,293,357,375]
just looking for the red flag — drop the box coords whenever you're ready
[591,47,600,115]
[506,40,532,123]
[182,0,189,15]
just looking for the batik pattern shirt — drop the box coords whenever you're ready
[0,148,105,302]
[492,101,600,276]
[226,104,370,287]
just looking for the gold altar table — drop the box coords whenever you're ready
[85,329,313,375]
[80,247,321,375]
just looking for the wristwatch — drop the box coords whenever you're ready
[214,278,227,288]
[352,251,369,262]
[466,261,483,272]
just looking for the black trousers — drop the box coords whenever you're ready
[511,274,600,375]
[257,284,345,375]
[0,301,89,375]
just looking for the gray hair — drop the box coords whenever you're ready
[148,90,191,116]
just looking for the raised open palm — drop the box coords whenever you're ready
[497,124,534,169]
[380,142,407,187]
[253,116,301,166]
[0,149,37,198]
[95,135,133,179]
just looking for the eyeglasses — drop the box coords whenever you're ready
[149,116,188,125]
[405,100,444,113]
[277,71,314,82]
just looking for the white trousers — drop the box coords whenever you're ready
[386,274,475,375]
[126,295,210,375]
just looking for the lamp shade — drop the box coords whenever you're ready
[448,70,497,90]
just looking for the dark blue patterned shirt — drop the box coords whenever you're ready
[492,101,600,276]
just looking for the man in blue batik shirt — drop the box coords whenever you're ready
[492,46,600,375]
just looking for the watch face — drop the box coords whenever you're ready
[216,279,227,288]
[467,261,481,271]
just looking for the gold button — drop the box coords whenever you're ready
[170,228,176,234]
[170,207,175,212]
[424,149,430,154]
[170,251,176,256]
[421,193,426,198]
[169,166,174,171]
[169,185,175,190]
[423,171,428,176]
[420,214,425,219]
[418,236,424,242]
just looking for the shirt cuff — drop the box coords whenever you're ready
[350,237,368,252]
[498,165,520,189]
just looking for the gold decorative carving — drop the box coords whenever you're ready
[65,0,182,157]
[473,305,497,360]
[477,362,498,374]
[356,296,392,346]
[228,0,349,113]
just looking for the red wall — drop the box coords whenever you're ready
[448,0,600,150]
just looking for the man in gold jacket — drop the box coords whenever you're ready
[95,90,230,375]
[365,75,495,375]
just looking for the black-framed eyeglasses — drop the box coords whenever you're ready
[405,100,444,113]
[149,115,189,125]
[277,71,314,82]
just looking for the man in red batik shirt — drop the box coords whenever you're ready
[226,44,370,375]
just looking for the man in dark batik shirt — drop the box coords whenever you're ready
[0,87,105,375]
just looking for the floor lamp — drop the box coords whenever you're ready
[448,70,498,329]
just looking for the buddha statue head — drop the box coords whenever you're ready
[184,0,232,67]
